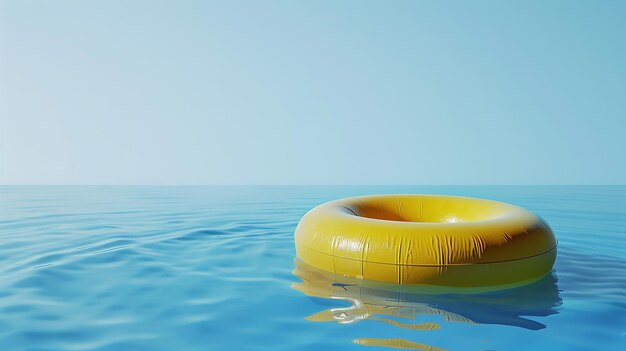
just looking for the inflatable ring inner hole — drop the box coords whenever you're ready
[343,196,511,224]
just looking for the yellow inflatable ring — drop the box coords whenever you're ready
[295,195,556,289]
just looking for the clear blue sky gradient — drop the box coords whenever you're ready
[1,1,625,185]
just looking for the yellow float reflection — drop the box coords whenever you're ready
[292,258,561,350]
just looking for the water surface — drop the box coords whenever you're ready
[0,186,624,350]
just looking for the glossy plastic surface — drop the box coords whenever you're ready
[294,194,556,287]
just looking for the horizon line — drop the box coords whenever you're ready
[1,183,625,187]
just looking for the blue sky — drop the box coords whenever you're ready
[1,1,624,185]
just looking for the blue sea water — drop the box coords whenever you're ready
[0,186,624,351]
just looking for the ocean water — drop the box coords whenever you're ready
[0,186,624,351]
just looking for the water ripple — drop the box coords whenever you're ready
[0,185,624,350]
